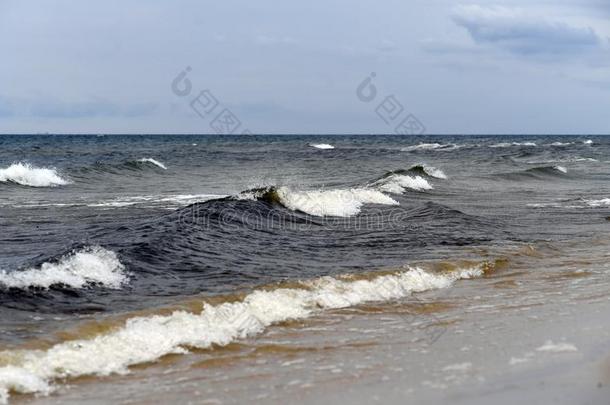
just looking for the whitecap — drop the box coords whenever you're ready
[489,142,537,148]
[309,143,335,150]
[525,157,598,164]
[374,175,433,194]
[583,198,610,207]
[554,166,568,174]
[536,341,578,353]
[416,164,448,179]
[528,197,610,209]
[0,264,486,402]
[401,143,461,152]
[137,158,167,170]
[0,163,70,187]
[88,194,225,209]
[583,140,593,145]
[275,187,398,217]
[0,247,127,290]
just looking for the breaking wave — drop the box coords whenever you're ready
[72,158,169,177]
[374,175,433,194]
[528,197,610,209]
[135,158,167,170]
[242,186,398,217]
[309,143,335,150]
[401,143,461,152]
[496,165,569,181]
[584,198,610,207]
[403,165,447,179]
[489,142,537,148]
[0,163,70,188]
[0,263,487,402]
[0,247,127,290]
[525,157,598,164]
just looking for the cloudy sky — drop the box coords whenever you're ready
[1,0,608,134]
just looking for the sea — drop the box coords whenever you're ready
[0,135,609,403]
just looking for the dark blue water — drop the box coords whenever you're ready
[0,135,608,343]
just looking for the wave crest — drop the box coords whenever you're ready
[0,264,487,402]
[489,142,537,148]
[401,143,461,152]
[309,143,335,150]
[404,164,447,179]
[0,247,127,290]
[0,163,70,187]
[373,174,433,194]
[136,158,167,170]
[244,186,398,217]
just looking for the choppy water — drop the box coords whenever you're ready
[0,135,608,402]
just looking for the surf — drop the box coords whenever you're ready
[0,247,127,291]
[241,186,398,217]
[0,163,70,187]
[0,262,489,402]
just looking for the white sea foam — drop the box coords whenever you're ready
[536,341,578,353]
[528,197,610,209]
[525,157,598,164]
[137,158,167,170]
[489,142,537,148]
[275,187,398,217]
[374,175,433,194]
[418,164,448,179]
[554,166,568,174]
[0,163,69,187]
[583,139,593,145]
[309,143,335,150]
[0,264,485,402]
[88,194,225,209]
[401,143,461,152]
[548,142,574,147]
[0,247,127,290]
[583,198,610,207]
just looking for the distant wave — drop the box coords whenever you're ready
[0,247,127,290]
[584,140,593,145]
[548,142,574,147]
[489,142,537,148]
[0,162,70,187]
[528,197,610,209]
[136,158,167,170]
[401,143,462,152]
[75,158,169,176]
[87,194,225,209]
[584,198,610,207]
[309,143,335,150]
[242,186,398,217]
[526,157,598,164]
[0,263,488,402]
[497,165,568,181]
[549,165,567,174]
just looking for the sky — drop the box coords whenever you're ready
[0,0,609,134]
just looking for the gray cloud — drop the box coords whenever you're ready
[452,5,601,55]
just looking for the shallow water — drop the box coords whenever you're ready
[0,135,608,403]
